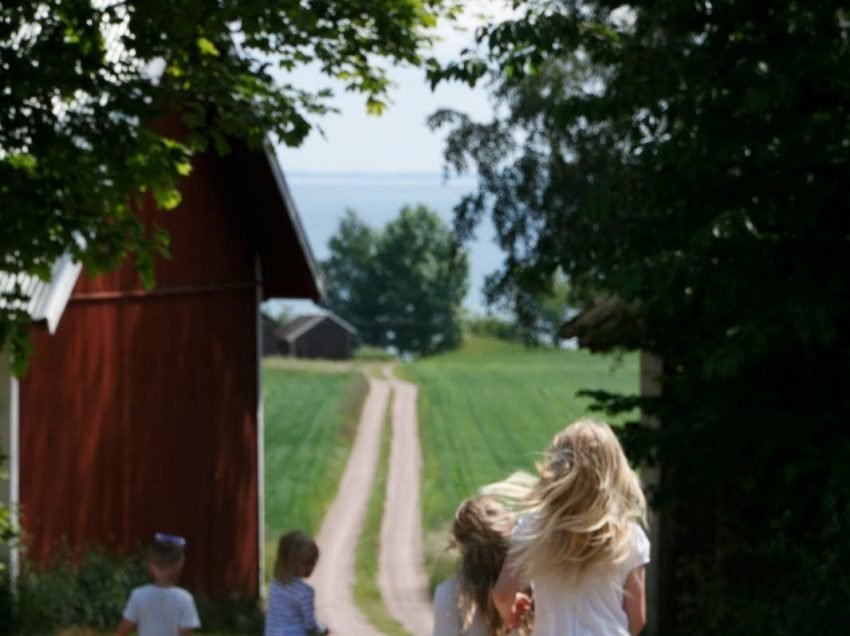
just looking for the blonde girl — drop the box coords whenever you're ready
[433,496,518,636]
[493,419,649,636]
[265,530,329,636]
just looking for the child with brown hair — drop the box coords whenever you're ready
[115,533,201,636]
[493,419,650,636]
[265,530,329,636]
[433,495,517,636]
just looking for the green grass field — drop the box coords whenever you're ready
[263,360,367,578]
[404,336,638,586]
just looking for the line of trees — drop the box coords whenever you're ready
[323,206,469,357]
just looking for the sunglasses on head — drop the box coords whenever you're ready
[154,532,187,548]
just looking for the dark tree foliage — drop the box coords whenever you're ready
[0,0,456,365]
[322,210,382,345]
[465,315,521,343]
[430,1,850,633]
[322,206,468,356]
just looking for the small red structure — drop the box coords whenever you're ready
[15,138,321,599]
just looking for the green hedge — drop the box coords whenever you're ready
[0,548,263,634]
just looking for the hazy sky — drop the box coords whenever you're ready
[275,2,510,174]
[267,2,514,315]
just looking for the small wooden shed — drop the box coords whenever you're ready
[277,313,357,360]
[1,124,322,600]
[261,313,281,357]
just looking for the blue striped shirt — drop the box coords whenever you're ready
[265,578,325,636]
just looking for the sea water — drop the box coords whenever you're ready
[278,172,505,314]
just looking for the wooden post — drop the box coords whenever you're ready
[640,351,663,636]
[0,354,20,580]
[255,258,266,595]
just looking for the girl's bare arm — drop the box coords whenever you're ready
[115,619,134,636]
[623,566,647,635]
[492,557,523,626]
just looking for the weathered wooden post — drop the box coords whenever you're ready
[0,354,20,580]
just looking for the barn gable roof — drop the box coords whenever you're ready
[0,255,82,333]
[277,312,357,343]
[261,145,323,301]
[217,139,323,302]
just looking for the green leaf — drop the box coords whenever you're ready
[6,153,38,172]
[366,97,387,116]
[152,186,182,210]
[196,36,220,57]
[176,160,192,177]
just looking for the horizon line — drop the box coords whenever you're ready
[282,169,478,177]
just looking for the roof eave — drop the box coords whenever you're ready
[0,256,81,334]
[262,141,325,302]
[40,255,83,333]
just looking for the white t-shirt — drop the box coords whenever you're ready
[122,583,201,636]
[432,576,489,636]
[516,518,650,636]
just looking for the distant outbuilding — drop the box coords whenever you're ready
[277,313,357,360]
[261,313,281,357]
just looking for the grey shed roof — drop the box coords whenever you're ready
[277,313,358,343]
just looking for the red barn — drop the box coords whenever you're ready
[7,139,321,599]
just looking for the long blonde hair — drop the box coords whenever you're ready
[451,496,515,636]
[511,419,647,582]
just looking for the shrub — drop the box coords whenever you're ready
[465,316,521,343]
[4,547,263,634]
[12,547,147,633]
[196,596,264,633]
[352,345,396,361]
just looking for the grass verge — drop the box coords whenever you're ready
[352,390,411,636]
[263,362,368,579]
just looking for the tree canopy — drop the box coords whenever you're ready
[0,0,456,363]
[430,1,850,632]
[323,207,468,356]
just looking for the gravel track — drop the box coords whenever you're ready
[312,367,432,636]
[312,377,391,636]
[378,371,433,636]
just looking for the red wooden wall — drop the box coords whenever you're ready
[19,149,262,598]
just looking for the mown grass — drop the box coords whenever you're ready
[352,392,411,636]
[263,361,368,579]
[405,336,638,587]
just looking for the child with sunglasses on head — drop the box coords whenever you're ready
[116,533,201,636]
[493,419,650,636]
[265,530,330,636]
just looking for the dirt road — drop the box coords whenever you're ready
[312,376,390,636]
[312,368,432,636]
[378,371,433,636]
